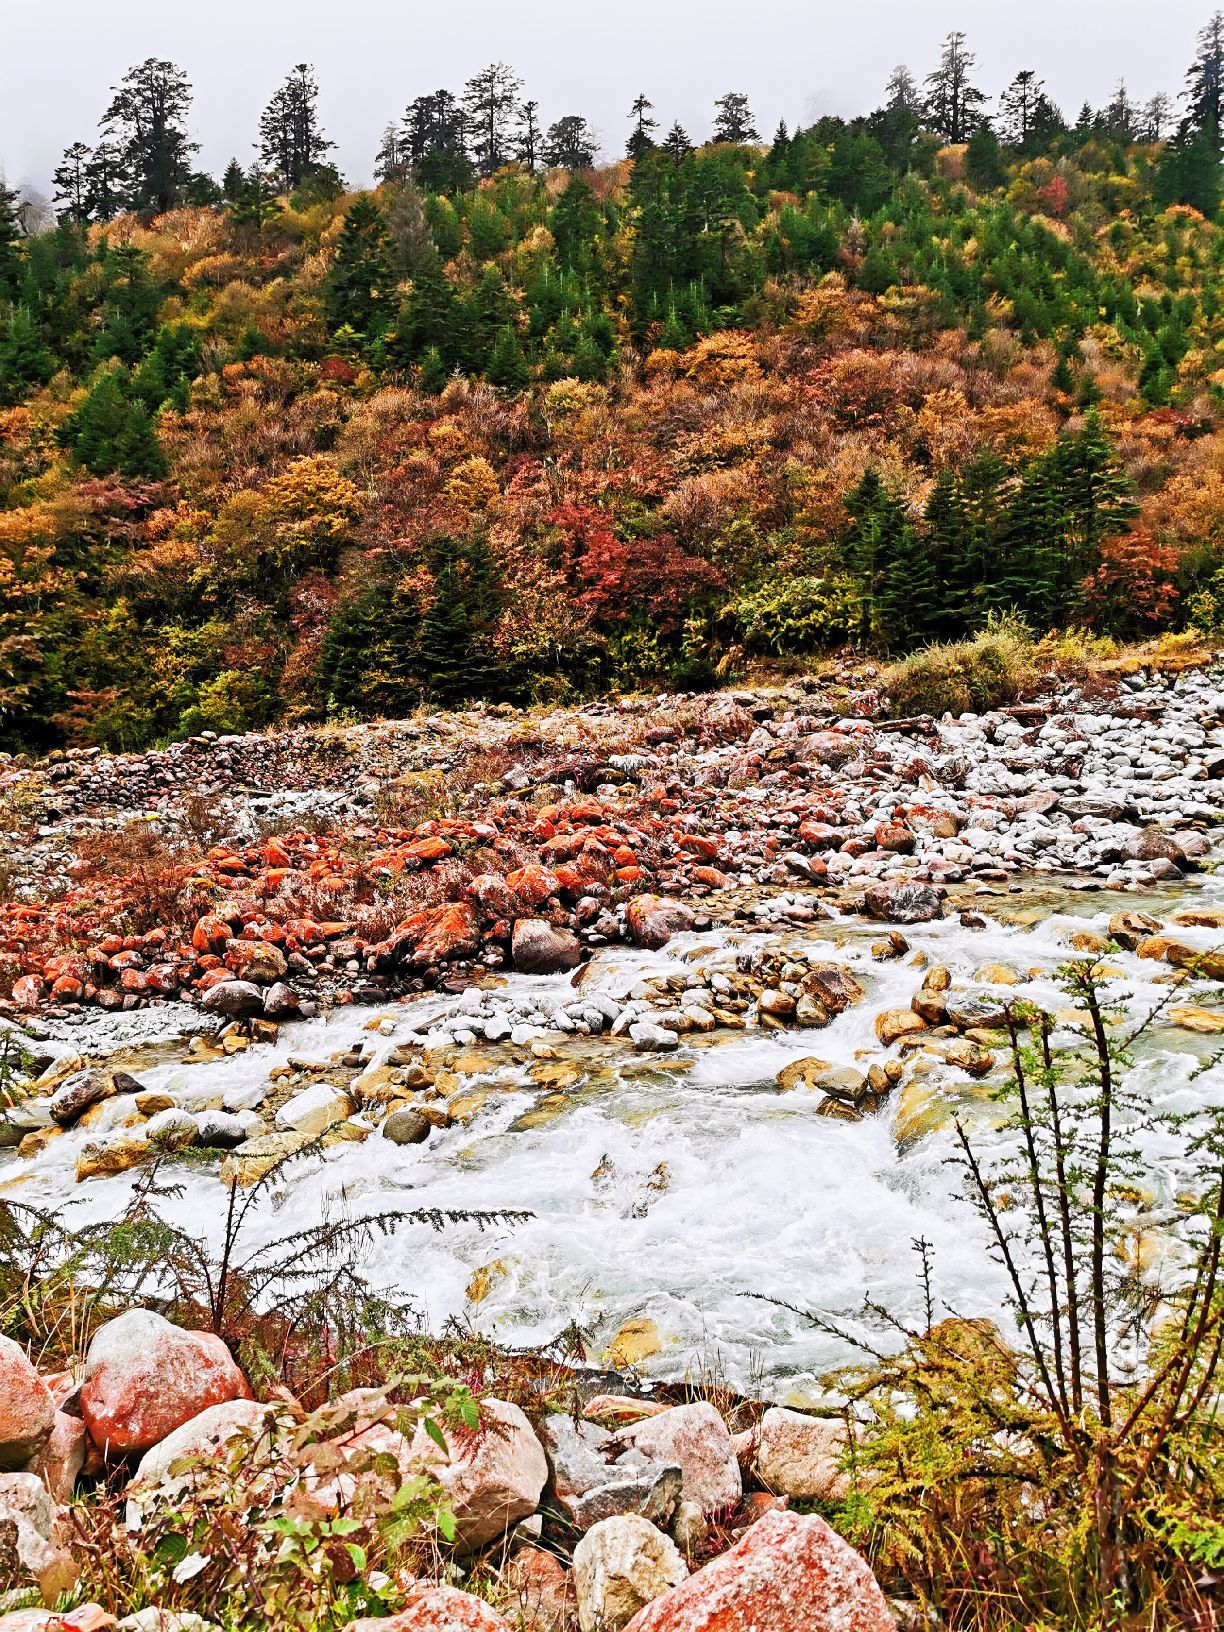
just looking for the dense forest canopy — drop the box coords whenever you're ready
[4,21,1224,751]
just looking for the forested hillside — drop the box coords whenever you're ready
[5,23,1224,752]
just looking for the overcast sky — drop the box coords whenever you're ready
[3,0,1214,196]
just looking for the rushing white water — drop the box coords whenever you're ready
[5,871,1223,1404]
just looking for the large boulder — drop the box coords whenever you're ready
[573,1515,689,1632]
[540,1414,682,1531]
[861,882,944,925]
[1122,827,1191,869]
[623,1509,895,1632]
[410,1396,547,1552]
[0,1336,55,1469]
[512,919,583,975]
[80,1309,252,1457]
[48,1071,113,1127]
[626,897,696,951]
[343,1585,510,1630]
[129,1399,271,1507]
[200,979,266,1019]
[618,1403,740,1516]
[754,1409,850,1502]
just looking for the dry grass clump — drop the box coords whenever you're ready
[883,618,1036,719]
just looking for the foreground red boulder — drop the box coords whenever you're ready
[623,1509,894,1632]
[345,1584,510,1630]
[80,1309,252,1456]
[0,1335,56,1469]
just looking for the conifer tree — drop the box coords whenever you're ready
[390,255,459,368]
[53,145,93,223]
[85,143,125,222]
[486,323,529,388]
[416,534,503,703]
[257,64,335,193]
[662,123,693,166]
[324,197,395,338]
[885,66,923,114]
[712,92,760,144]
[627,94,658,160]
[0,306,55,404]
[543,116,598,171]
[64,366,166,478]
[924,32,987,143]
[463,63,523,176]
[102,59,197,214]
[516,101,542,172]
[840,469,935,649]
[0,178,24,297]
[374,124,410,185]
[221,158,246,201]
[965,125,1006,189]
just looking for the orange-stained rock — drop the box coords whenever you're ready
[0,1335,56,1469]
[80,1309,252,1457]
[623,1509,895,1632]
[344,1585,510,1631]
[407,836,454,863]
[505,864,562,910]
[192,914,232,953]
[503,1545,574,1632]
[11,975,45,1011]
[412,902,481,966]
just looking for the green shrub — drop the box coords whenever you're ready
[733,573,859,655]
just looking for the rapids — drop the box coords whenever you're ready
[5,867,1222,1405]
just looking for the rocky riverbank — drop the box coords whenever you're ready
[0,1310,895,1632]
[1,660,1221,1029]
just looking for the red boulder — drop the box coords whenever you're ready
[80,1309,252,1457]
[623,1509,894,1632]
[0,1335,56,1469]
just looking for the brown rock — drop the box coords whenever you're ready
[875,1009,928,1047]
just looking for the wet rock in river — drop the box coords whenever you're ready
[49,1070,112,1127]
[512,918,583,975]
[862,880,945,925]
[626,896,696,951]
[382,1108,432,1145]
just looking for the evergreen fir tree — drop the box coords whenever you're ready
[64,366,166,478]
[102,58,197,213]
[841,469,936,649]
[390,255,460,368]
[324,197,395,338]
[965,125,1006,190]
[0,305,55,404]
[257,63,335,193]
[627,94,658,161]
[486,323,529,388]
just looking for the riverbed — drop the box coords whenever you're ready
[6,864,1222,1405]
